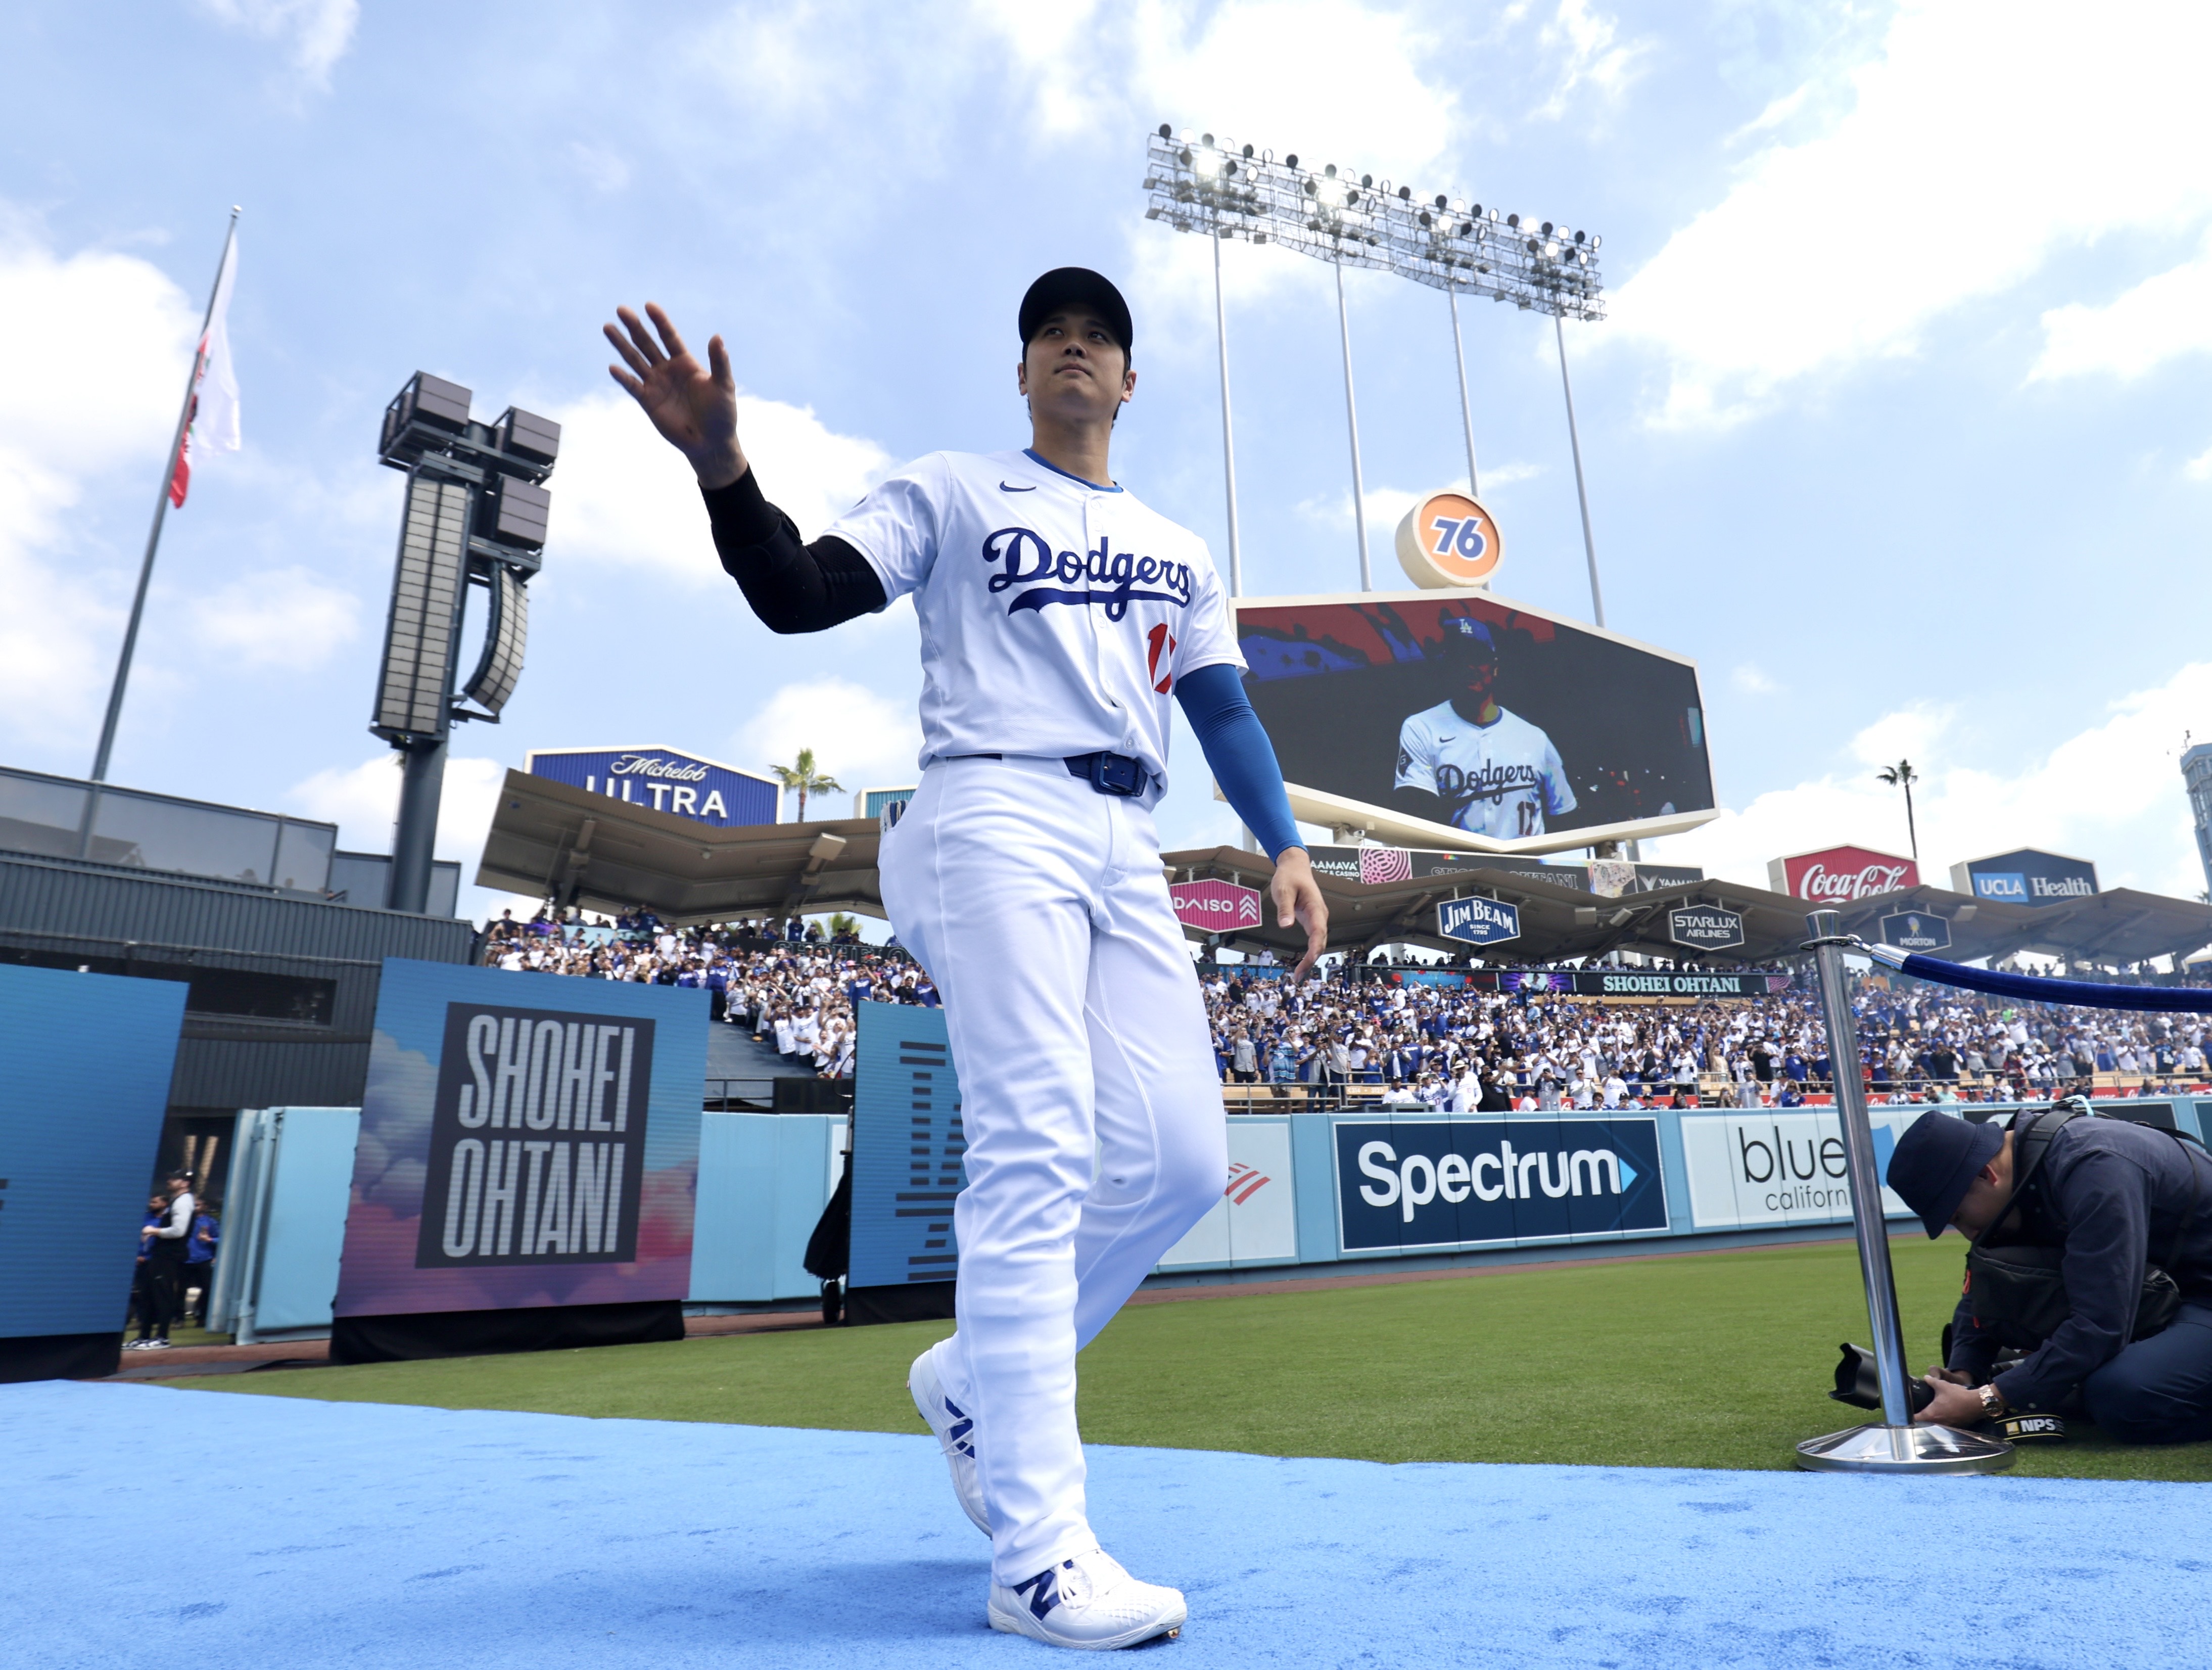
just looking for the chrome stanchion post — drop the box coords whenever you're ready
[1794,909,2012,1474]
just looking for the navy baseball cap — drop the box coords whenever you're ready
[1441,616,1498,655]
[1885,1112,2005,1237]
[1019,268,1133,355]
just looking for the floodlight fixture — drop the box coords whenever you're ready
[368,371,557,911]
[1141,123,1610,623]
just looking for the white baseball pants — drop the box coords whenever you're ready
[879,754,1227,1585]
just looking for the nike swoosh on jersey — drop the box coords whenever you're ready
[999,481,1038,492]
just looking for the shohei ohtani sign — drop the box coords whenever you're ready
[1766,845,1919,903]
[415,1005,652,1269]
[335,959,704,1320]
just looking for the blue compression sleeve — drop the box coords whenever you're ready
[1175,662,1304,859]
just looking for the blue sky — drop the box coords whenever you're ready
[5,0,2210,922]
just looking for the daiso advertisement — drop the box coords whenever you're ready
[1170,877,1263,934]
[1767,844,1919,903]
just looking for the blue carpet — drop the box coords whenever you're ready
[7,1380,2207,1668]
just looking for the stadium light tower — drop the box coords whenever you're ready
[371,374,557,913]
[1143,126,1608,611]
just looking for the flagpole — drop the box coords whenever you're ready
[90,206,240,783]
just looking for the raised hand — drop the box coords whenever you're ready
[603,302,745,489]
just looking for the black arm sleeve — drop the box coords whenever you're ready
[700,469,886,634]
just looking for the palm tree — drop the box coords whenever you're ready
[768,747,842,823]
[1876,759,1920,864]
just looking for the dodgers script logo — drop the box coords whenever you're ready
[983,527,1194,622]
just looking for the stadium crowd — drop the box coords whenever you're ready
[481,908,934,1078]
[1202,964,2212,1108]
[481,909,2208,1103]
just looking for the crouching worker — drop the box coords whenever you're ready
[1886,1101,2212,1443]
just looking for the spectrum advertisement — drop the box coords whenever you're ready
[333,959,704,1319]
[1332,1116,1668,1252]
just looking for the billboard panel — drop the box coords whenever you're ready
[528,744,778,827]
[1170,877,1263,934]
[1331,1116,1669,1252]
[1234,589,1716,855]
[1949,849,2099,907]
[1767,845,1919,902]
[333,959,704,1318]
[850,1002,966,1288]
[0,965,185,1342]
[1679,1108,1923,1230]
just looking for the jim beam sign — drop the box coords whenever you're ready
[1437,895,1521,946]
[1767,845,1919,904]
[416,1003,654,1269]
[1667,903,1746,952]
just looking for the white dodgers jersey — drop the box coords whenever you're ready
[1394,700,1576,838]
[822,448,1242,790]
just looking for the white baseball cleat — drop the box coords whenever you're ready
[989,1548,1187,1651]
[908,1347,990,1535]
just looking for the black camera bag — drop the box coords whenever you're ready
[1963,1107,2198,1349]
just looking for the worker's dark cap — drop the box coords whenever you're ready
[1019,268,1132,355]
[1885,1112,2005,1238]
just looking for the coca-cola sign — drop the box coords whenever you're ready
[1767,845,1920,902]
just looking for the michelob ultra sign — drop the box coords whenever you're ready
[335,959,704,1319]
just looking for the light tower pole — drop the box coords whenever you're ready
[370,374,557,912]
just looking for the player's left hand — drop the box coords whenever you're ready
[1269,849,1329,980]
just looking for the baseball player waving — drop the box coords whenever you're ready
[606,267,1326,1651]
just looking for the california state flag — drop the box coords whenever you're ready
[169,235,240,508]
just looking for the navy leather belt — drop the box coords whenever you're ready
[952,752,1151,797]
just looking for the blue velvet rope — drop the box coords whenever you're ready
[1894,951,2212,1013]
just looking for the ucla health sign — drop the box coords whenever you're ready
[1333,1117,1667,1252]
[528,745,778,827]
[1949,849,2098,908]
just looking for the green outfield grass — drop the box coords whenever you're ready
[168,1236,2212,1481]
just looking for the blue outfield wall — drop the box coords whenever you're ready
[220,1096,2211,1324]
[1148,1097,2211,1284]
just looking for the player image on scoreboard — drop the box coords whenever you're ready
[1392,616,1573,837]
[1235,592,1714,851]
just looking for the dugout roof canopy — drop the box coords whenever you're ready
[477,770,883,925]
[1159,850,2212,972]
[475,774,2212,969]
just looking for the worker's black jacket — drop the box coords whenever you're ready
[1948,1114,2212,1410]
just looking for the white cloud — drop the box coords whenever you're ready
[1730,663,1778,695]
[2030,230,2212,382]
[1481,461,1543,489]
[196,0,359,89]
[1533,0,1650,119]
[737,677,923,809]
[1658,663,2212,900]
[549,388,890,584]
[1609,0,2212,426]
[2187,444,2212,483]
[0,221,199,748]
[184,566,361,670]
[568,143,630,194]
[289,751,509,865]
